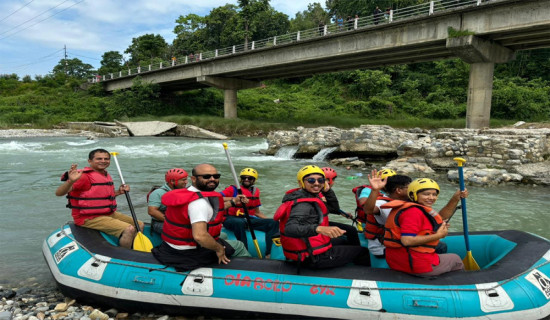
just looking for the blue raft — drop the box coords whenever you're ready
[43,223,550,319]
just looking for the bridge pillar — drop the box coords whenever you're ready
[447,35,515,129]
[224,89,238,119]
[197,76,261,119]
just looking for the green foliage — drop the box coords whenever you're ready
[99,51,124,75]
[125,34,169,65]
[348,70,392,99]
[447,27,475,38]
[492,77,550,120]
[51,58,95,78]
[109,77,162,118]
[290,3,328,32]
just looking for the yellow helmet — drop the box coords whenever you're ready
[408,178,440,202]
[297,165,325,188]
[240,168,258,180]
[379,168,397,180]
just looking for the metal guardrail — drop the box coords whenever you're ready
[89,0,484,83]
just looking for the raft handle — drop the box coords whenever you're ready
[194,275,205,283]
[359,291,371,296]
[486,290,499,297]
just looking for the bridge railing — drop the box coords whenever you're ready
[89,0,483,83]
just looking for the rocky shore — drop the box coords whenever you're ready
[0,280,220,320]
[0,129,105,139]
[264,125,550,186]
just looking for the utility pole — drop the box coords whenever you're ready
[64,45,68,75]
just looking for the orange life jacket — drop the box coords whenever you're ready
[66,168,117,216]
[161,189,225,247]
[273,189,332,261]
[225,185,261,217]
[382,200,443,253]
[364,195,394,240]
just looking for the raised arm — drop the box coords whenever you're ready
[55,164,82,196]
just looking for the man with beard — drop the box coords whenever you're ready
[152,164,250,271]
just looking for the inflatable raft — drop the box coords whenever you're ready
[43,222,550,319]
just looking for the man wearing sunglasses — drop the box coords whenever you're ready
[274,165,371,269]
[220,168,279,259]
[152,164,250,271]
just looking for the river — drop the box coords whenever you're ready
[1,136,549,286]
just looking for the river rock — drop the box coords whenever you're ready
[265,125,550,185]
[88,309,108,320]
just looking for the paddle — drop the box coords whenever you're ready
[222,143,263,259]
[110,152,153,252]
[453,157,480,271]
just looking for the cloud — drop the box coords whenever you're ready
[0,0,315,76]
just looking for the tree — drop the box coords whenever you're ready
[98,51,124,75]
[172,14,208,55]
[237,0,269,49]
[124,34,168,65]
[51,58,94,78]
[290,3,328,32]
[205,5,239,49]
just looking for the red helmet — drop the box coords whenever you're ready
[165,168,188,184]
[322,167,337,184]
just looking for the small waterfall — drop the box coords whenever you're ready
[275,146,299,159]
[312,147,338,161]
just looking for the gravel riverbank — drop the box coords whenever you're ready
[0,129,102,139]
[0,280,221,320]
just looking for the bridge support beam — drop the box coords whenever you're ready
[447,35,515,129]
[197,76,261,119]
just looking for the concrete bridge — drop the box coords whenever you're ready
[97,0,550,129]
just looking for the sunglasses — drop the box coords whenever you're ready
[194,174,221,179]
[305,177,326,184]
[241,176,256,181]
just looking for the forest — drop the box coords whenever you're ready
[0,0,549,130]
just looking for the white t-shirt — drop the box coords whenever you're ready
[167,185,214,250]
[367,199,392,256]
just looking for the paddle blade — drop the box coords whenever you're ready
[463,251,480,271]
[253,239,263,259]
[133,232,153,252]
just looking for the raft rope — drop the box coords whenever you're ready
[58,223,550,294]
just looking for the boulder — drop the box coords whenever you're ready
[116,121,177,137]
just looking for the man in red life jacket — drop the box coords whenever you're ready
[147,168,189,234]
[274,165,370,269]
[383,178,466,276]
[55,149,143,249]
[220,168,279,259]
[362,170,411,258]
[152,164,250,271]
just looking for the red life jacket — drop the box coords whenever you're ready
[352,185,371,223]
[225,185,261,217]
[382,200,443,253]
[364,195,394,240]
[273,189,332,261]
[161,189,225,247]
[66,168,116,216]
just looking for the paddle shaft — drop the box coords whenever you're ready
[457,165,471,251]
[223,144,262,258]
[110,154,142,233]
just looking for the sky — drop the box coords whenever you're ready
[0,0,320,78]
